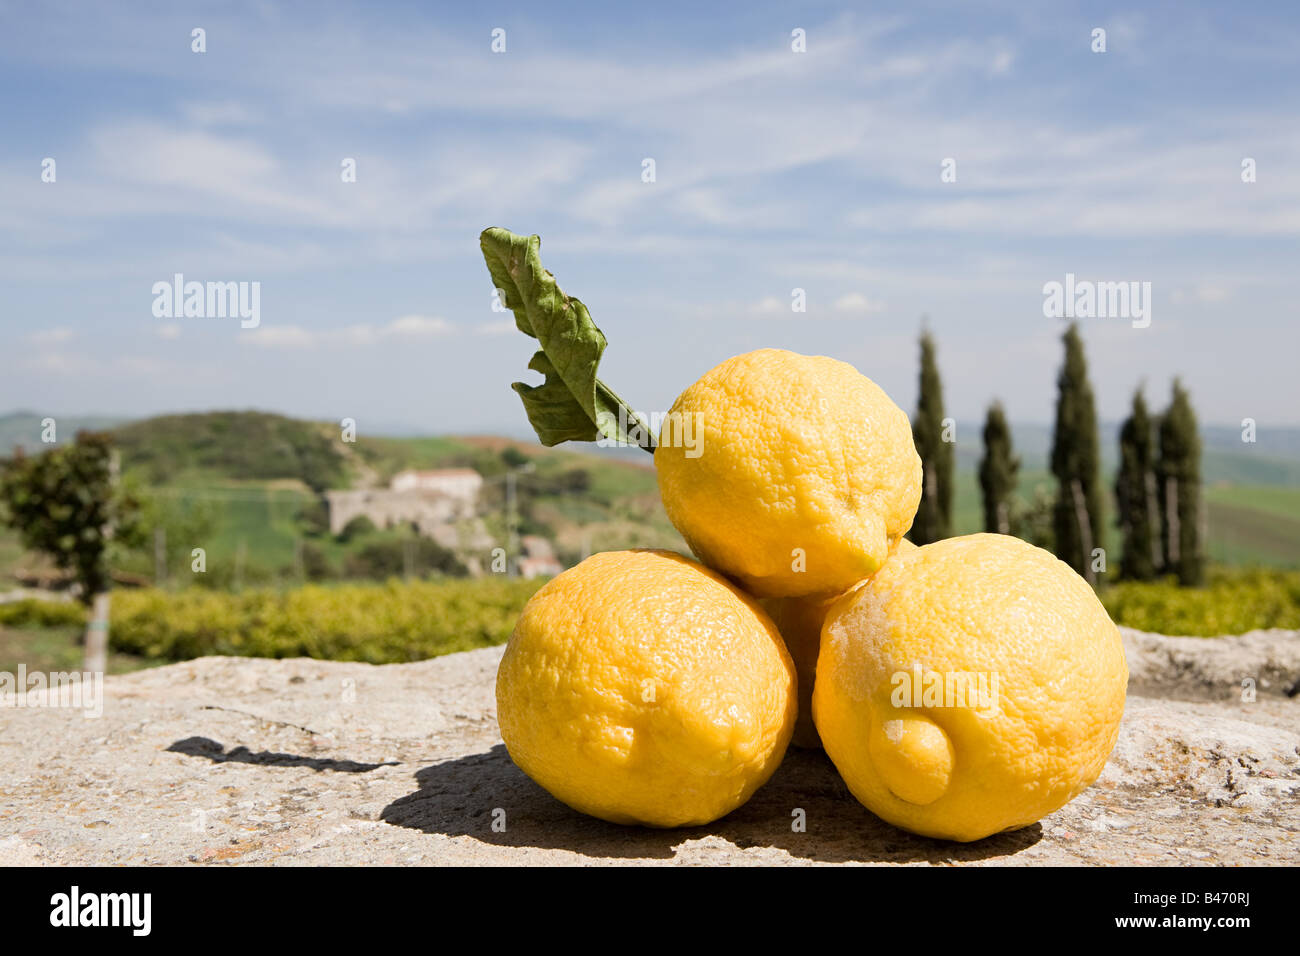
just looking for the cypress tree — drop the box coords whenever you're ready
[910,330,953,544]
[1115,389,1158,580]
[1049,323,1104,583]
[978,401,1019,535]
[1156,379,1205,586]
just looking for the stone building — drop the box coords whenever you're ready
[325,468,484,537]
[390,468,483,500]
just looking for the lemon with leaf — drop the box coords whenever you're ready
[655,349,921,598]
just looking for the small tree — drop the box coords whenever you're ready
[299,542,333,581]
[500,446,531,469]
[1049,323,1103,583]
[1018,483,1056,552]
[337,514,377,543]
[1156,379,1204,586]
[0,431,142,670]
[978,402,1019,535]
[1115,389,1158,581]
[910,329,953,544]
[295,495,330,537]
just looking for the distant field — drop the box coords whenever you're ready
[952,469,1298,568]
[1205,483,1300,518]
[152,483,314,577]
[1205,496,1300,567]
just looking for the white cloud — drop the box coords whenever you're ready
[384,315,455,337]
[24,352,88,374]
[690,293,887,320]
[241,315,456,348]
[28,327,74,345]
[242,325,316,348]
[832,292,886,314]
[182,101,261,127]
[1172,284,1230,305]
[156,323,182,339]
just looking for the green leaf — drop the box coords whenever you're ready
[479,227,655,452]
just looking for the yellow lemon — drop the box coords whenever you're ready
[761,593,832,749]
[813,533,1127,842]
[496,549,796,827]
[655,349,921,599]
[764,538,918,749]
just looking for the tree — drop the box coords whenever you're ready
[500,446,531,469]
[1018,482,1056,552]
[1049,324,1103,583]
[1114,389,1159,581]
[909,329,953,544]
[1156,379,1205,586]
[298,542,333,581]
[342,536,468,580]
[295,495,330,537]
[0,431,142,670]
[337,515,377,543]
[978,402,1019,535]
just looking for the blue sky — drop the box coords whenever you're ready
[2,0,1297,437]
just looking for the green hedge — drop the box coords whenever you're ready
[108,577,545,663]
[1101,568,1300,636]
[0,598,86,628]
[4,568,1298,663]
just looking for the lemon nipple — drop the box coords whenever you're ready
[868,713,954,805]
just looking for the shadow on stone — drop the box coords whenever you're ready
[167,736,400,773]
[381,744,679,859]
[714,747,1043,863]
[380,743,1043,863]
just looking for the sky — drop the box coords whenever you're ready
[2,0,1298,438]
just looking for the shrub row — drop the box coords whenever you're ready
[106,577,546,663]
[1100,568,1300,636]
[0,598,86,628]
[4,568,1297,660]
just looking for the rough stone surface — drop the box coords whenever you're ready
[0,628,1295,866]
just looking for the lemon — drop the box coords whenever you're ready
[764,539,917,749]
[496,549,797,827]
[813,534,1127,842]
[655,349,921,599]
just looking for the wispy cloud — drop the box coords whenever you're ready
[28,327,74,345]
[241,314,456,349]
[833,293,886,315]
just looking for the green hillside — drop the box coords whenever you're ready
[112,411,352,491]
